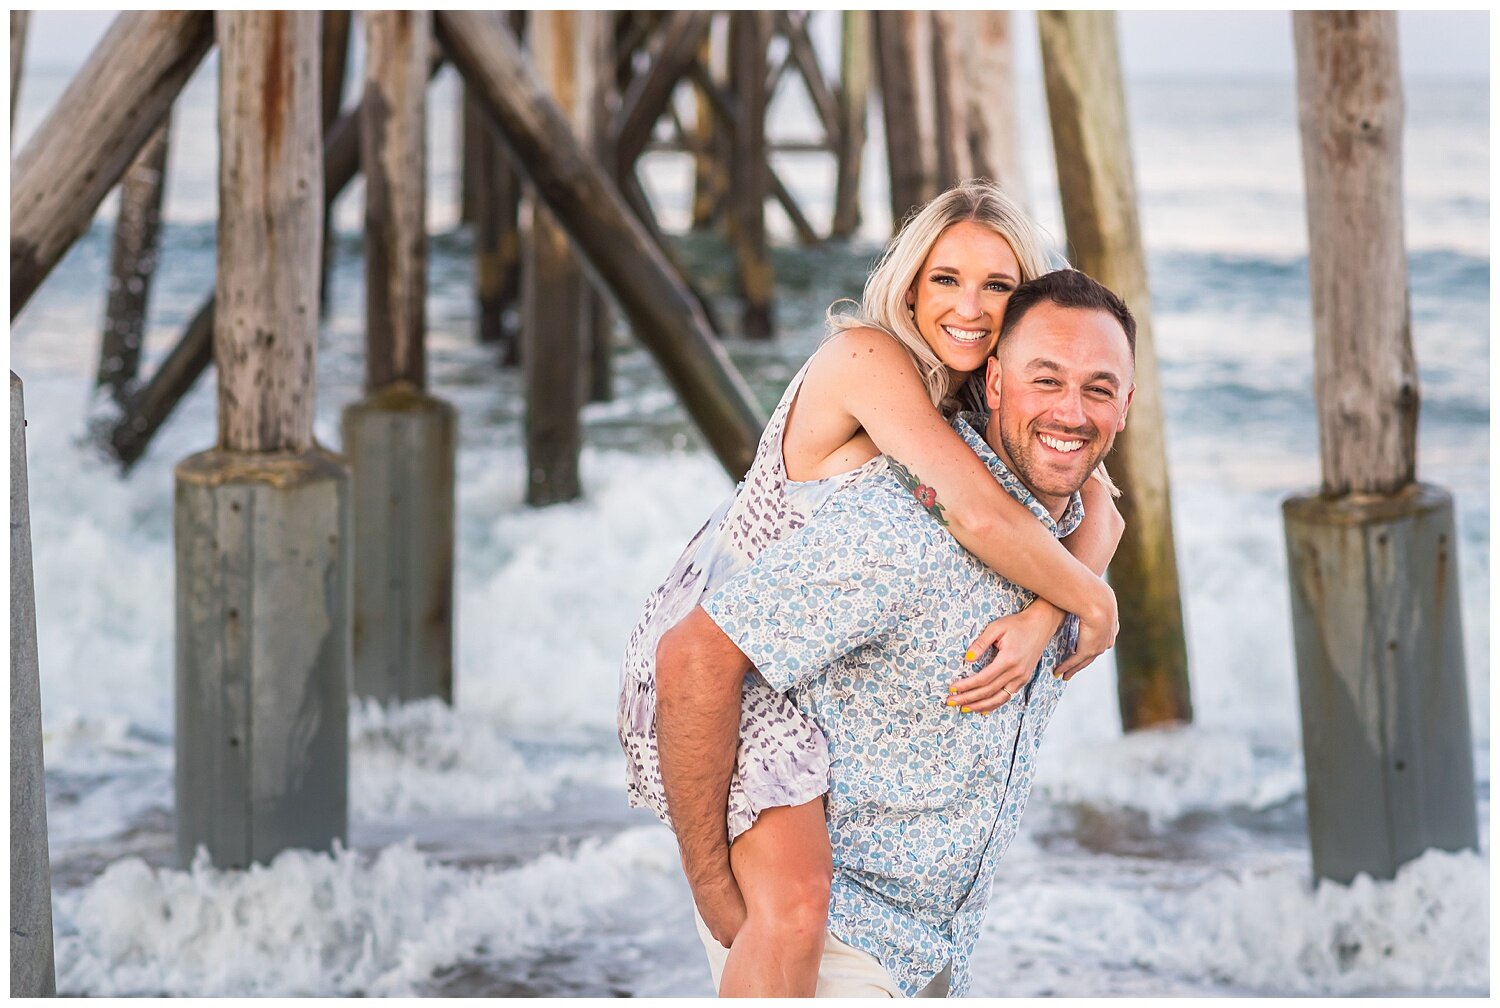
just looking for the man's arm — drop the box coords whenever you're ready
[655,606,754,949]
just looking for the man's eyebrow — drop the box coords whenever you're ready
[1022,358,1122,389]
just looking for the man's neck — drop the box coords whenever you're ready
[982,425,1070,521]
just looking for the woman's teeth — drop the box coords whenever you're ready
[942,325,988,344]
[1039,433,1084,453]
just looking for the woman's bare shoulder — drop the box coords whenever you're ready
[808,326,923,385]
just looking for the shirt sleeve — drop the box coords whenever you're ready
[700,504,916,692]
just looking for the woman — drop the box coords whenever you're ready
[619,181,1124,994]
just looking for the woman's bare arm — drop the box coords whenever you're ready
[800,328,1119,669]
[948,476,1124,712]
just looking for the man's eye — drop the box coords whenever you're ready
[1034,378,1059,387]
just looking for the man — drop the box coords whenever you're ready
[657,269,1137,996]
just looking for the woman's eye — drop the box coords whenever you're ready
[931,274,956,285]
[985,281,1013,293]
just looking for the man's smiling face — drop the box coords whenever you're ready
[984,301,1136,516]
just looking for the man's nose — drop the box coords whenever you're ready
[1048,388,1087,428]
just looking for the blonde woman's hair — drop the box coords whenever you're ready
[826,179,1061,415]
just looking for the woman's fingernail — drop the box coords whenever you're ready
[947,700,957,707]
[961,706,972,714]
[948,685,958,693]
[982,710,991,717]
[964,651,976,663]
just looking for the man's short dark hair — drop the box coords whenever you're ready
[998,269,1136,356]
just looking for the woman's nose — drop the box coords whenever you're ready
[956,286,982,319]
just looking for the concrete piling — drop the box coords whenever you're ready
[342,386,457,704]
[1283,487,1477,882]
[174,450,351,867]
[11,372,57,996]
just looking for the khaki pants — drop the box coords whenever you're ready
[693,910,950,998]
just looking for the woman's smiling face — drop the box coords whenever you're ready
[905,220,1022,389]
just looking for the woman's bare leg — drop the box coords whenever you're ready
[717,798,832,996]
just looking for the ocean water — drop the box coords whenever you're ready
[10,27,1489,998]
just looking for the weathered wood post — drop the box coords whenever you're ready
[1284,11,1477,885]
[1038,11,1193,730]
[522,9,594,505]
[830,10,870,239]
[586,12,618,404]
[727,11,774,339]
[95,119,171,408]
[690,26,728,232]
[174,11,349,869]
[933,11,1024,197]
[100,57,446,469]
[10,10,27,128]
[11,373,56,997]
[342,11,457,705]
[436,10,764,478]
[471,87,522,356]
[872,11,939,227]
[318,10,351,312]
[11,11,213,318]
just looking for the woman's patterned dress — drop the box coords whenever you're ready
[618,355,884,841]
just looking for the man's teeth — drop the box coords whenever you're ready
[942,325,987,344]
[1039,434,1084,453]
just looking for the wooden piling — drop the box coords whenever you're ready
[522,9,591,505]
[690,29,727,231]
[873,11,937,227]
[587,14,619,404]
[1038,10,1193,731]
[471,88,521,354]
[11,373,57,997]
[344,10,457,705]
[100,56,447,469]
[11,11,212,318]
[318,10,351,312]
[436,10,764,478]
[175,11,349,868]
[95,118,170,408]
[831,11,870,239]
[934,12,1024,196]
[1284,11,1476,883]
[727,11,774,339]
[361,11,428,394]
[10,10,27,128]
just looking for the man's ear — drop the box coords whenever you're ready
[984,355,1004,410]
[1116,383,1136,431]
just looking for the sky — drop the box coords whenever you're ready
[18,10,1492,81]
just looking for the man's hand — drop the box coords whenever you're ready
[692,872,749,949]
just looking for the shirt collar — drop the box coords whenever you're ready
[952,412,1085,538]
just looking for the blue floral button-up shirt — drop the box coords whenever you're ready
[702,413,1083,996]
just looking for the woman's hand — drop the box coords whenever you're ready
[948,602,1066,714]
[1054,578,1118,681]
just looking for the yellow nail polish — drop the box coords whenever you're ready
[982,710,991,717]
[964,651,976,663]
[946,700,956,707]
[948,686,958,694]
[961,706,971,714]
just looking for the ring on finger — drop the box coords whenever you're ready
[999,686,1013,701]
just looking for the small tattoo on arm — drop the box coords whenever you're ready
[888,458,950,527]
